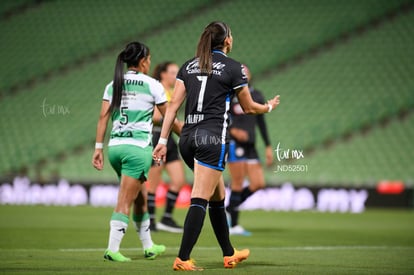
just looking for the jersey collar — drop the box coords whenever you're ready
[212,50,227,57]
[126,70,141,74]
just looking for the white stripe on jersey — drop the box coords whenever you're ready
[109,137,151,148]
[221,95,231,144]
[233,83,248,90]
[110,121,153,134]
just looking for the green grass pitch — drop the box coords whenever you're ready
[0,205,413,274]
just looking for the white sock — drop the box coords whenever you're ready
[133,214,153,250]
[107,212,129,253]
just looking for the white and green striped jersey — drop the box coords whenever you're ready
[103,71,167,148]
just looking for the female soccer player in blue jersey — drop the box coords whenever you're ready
[92,42,180,262]
[153,21,280,270]
[227,64,274,236]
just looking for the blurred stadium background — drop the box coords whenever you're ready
[0,0,413,207]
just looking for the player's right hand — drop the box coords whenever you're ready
[92,150,104,170]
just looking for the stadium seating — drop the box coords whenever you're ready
[258,8,414,150]
[0,0,412,185]
[0,0,211,94]
[145,0,409,76]
[0,0,33,15]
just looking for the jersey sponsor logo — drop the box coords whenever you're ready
[110,130,150,140]
[185,114,204,124]
[124,79,144,86]
[185,59,226,76]
[111,131,133,138]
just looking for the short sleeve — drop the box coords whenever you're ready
[151,80,167,105]
[231,63,248,90]
[176,62,186,83]
[103,82,113,102]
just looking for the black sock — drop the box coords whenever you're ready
[209,200,234,257]
[163,190,179,219]
[148,192,156,221]
[178,198,207,261]
[241,187,254,203]
[226,191,241,227]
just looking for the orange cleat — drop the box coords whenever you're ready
[172,257,204,271]
[223,248,250,268]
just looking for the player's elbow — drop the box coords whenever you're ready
[99,112,110,122]
[241,106,258,114]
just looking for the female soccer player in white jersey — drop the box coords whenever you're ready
[92,42,179,262]
[153,21,280,270]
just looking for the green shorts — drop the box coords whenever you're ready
[108,144,153,181]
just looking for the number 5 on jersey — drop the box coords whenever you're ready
[120,106,128,125]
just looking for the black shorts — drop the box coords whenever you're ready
[179,128,228,171]
[152,130,180,165]
[228,140,260,163]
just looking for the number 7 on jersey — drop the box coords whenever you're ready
[196,76,207,112]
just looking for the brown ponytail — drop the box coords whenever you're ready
[196,21,230,75]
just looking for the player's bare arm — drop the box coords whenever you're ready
[236,86,280,114]
[92,100,110,170]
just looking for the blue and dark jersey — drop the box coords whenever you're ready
[177,50,248,143]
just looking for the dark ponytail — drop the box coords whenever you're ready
[109,42,150,114]
[196,21,230,75]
